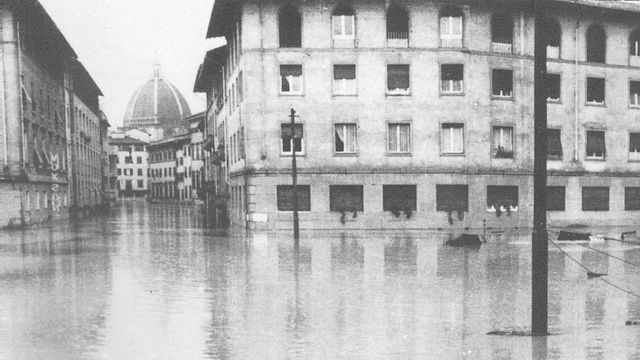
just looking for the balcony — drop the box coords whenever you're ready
[387,32,408,48]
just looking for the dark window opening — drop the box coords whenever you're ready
[547,128,562,160]
[491,13,513,45]
[441,64,463,93]
[281,123,303,153]
[544,18,561,57]
[492,69,513,97]
[630,81,640,106]
[586,130,606,159]
[586,77,605,104]
[582,187,609,211]
[387,6,409,40]
[279,6,302,48]
[436,185,469,212]
[125,156,133,164]
[630,133,640,153]
[547,186,566,211]
[330,185,364,212]
[280,65,303,93]
[387,65,410,93]
[631,30,640,56]
[277,185,311,211]
[625,187,640,211]
[546,73,560,101]
[383,185,417,212]
[487,186,518,210]
[586,25,606,63]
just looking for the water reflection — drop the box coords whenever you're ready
[1,203,640,359]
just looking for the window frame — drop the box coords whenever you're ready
[386,64,411,95]
[491,68,514,99]
[491,125,515,159]
[440,123,465,155]
[585,130,606,160]
[333,123,358,155]
[439,7,463,41]
[279,64,304,95]
[586,77,606,106]
[332,6,355,39]
[387,122,412,155]
[280,123,305,156]
[440,64,464,95]
[630,80,640,108]
[332,64,357,96]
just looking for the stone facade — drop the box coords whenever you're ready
[197,0,640,230]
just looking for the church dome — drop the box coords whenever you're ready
[123,63,191,129]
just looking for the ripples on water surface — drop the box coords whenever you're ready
[1,202,639,359]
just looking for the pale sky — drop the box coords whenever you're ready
[38,0,214,128]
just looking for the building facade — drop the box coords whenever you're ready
[0,0,105,227]
[197,0,640,230]
[109,135,149,199]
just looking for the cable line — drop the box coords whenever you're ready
[572,241,640,271]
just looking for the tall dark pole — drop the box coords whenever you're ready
[290,108,300,247]
[532,0,549,335]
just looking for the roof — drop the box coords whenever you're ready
[14,0,77,59]
[108,136,148,146]
[124,63,192,128]
[147,134,191,149]
[206,0,240,38]
[194,46,226,92]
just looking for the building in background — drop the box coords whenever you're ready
[148,134,189,201]
[109,134,149,199]
[122,62,192,142]
[0,0,106,228]
[196,0,640,230]
[187,112,205,201]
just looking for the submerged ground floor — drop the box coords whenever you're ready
[220,171,640,230]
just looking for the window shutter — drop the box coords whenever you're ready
[441,64,463,81]
[280,65,302,77]
[387,65,410,90]
[334,65,356,80]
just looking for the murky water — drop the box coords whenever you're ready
[1,202,640,359]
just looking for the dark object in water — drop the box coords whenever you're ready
[557,230,591,241]
[445,234,482,247]
[621,231,637,240]
[626,320,640,326]
[587,271,606,279]
[487,330,548,337]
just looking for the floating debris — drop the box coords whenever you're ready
[487,330,549,337]
[621,231,637,240]
[557,230,591,241]
[445,234,482,247]
[587,272,607,279]
[626,320,640,326]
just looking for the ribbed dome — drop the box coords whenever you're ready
[123,63,191,129]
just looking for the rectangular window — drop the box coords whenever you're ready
[492,126,514,158]
[329,185,364,212]
[280,65,303,94]
[492,69,513,98]
[586,130,606,159]
[383,185,417,212]
[440,15,462,39]
[547,186,565,211]
[277,185,311,211]
[487,185,518,212]
[625,187,640,211]
[436,185,469,212]
[281,123,303,155]
[334,123,357,154]
[333,65,356,95]
[137,180,144,188]
[630,133,640,154]
[441,64,463,94]
[586,77,605,104]
[630,81,640,107]
[388,123,411,154]
[546,73,561,101]
[333,14,355,38]
[441,123,464,154]
[582,187,609,211]
[137,156,142,164]
[117,169,122,176]
[137,169,143,176]
[387,65,410,94]
[547,128,562,160]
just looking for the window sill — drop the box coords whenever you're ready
[487,206,519,212]
[441,152,465,157]
[280,153,306,157]
[547,98,561,104]
[585,157,606,161]
[333,152,358,157]
[386,91,411,97]
[492,156,514,160]
[630,104,640,109]
[279,92,304,97]
[585,102,606,107]
[387,152,412,157]
[333,93,357,97]
[440,91,465,97]
[491,95,514,101]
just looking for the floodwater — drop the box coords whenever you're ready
[1,202,640,360]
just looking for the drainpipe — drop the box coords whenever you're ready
[16,20,23,169]
[574,18,579,162]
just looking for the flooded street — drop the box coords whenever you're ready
[1,202,640,359]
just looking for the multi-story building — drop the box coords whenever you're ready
[187,112,205,201]
[148,134,189,201]
[196,0,640,230]
[69,61,105,211]
[0,0,105,227]
[109,134,149,198]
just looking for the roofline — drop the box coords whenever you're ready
[147,134,191,148]
[16,0,78,59]
[73,59,103,96]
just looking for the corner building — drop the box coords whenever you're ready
[198,0,640,230]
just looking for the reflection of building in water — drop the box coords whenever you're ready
[196,0,640,230]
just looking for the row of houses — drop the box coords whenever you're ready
[0,0,111,228]
[192,0,640,230]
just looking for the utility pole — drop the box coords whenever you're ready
[290,108,300,247]
[532,0,549,335]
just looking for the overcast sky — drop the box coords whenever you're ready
[38,0,214,128]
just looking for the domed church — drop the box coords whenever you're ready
[123,62,191,141]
